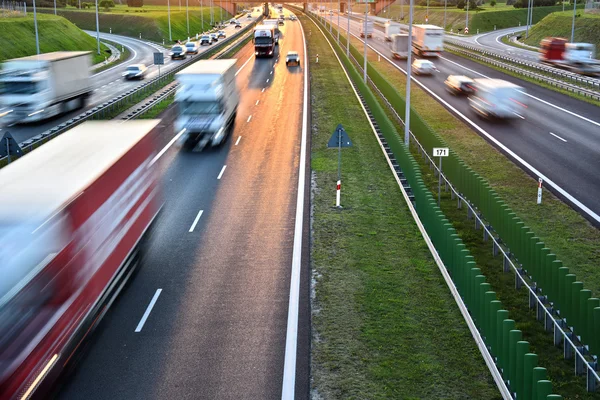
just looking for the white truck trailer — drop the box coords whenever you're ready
[412,24,444,57]
[0,51,92,124]
[390,34,410,59]
[263,19,281,44]
[174,59,239,150]
[384,21,402,41]
[360,20,374,38]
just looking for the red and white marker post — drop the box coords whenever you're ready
[336,180,341,207]
[537,178,543,204]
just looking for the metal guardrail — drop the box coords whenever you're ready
[0,18,260,164]
[312,8,600,394]
[445,38,600,90]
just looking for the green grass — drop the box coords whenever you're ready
[349,2,584,33]
[302,14,501,399]
[93,38,132,73]
[139,94,174,119]
[38,5,232,43]
[500,31,538,50]
[523,11,600,48]
[0,14,109,64]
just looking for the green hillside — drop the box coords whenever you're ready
[39,5,232,43]
[523,11,600,48]
[0,14,109,64]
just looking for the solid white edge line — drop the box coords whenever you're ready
[236,53,255,76]
[149,128,187,166]
[281,14,308,400]
[134,289,163,332]
[217,165,227,180]
[189,210,204,232]
[549,132,568,142]
[310,12,512,399]
[344,26,600,224]
[235,136,242,145]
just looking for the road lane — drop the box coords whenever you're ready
[57,13,308,400]
[327,12,600,220]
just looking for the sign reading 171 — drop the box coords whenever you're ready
[433,147,449,157]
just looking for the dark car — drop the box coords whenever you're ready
[444,75,475,95]
[210,33,218,42]
[170,45,186,59]
[234,22,242,29]
[123,64,147,80]
[278,19,285,26]
[217,30,226,39]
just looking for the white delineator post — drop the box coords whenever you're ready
[537,178,543,204]
[336,180,341,207]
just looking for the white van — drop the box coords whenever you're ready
[468,79,527,120]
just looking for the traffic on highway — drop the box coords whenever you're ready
[0,1,599,399]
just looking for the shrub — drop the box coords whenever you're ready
[490,0,496,5]
[127,0,143,7]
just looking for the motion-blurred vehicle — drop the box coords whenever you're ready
[390,33,409,59]
[290,15,297,21]
[170,44,187,59]
[123,63,148,80]
[174,59,239,150]
[360,20,374,38]
[412,59,435,75]
[286,51,300,67]
[235,21,242,29]
[185,41,200,54]
[200,34,212,45]
[468,79,527,119]
[210,33,218,42]
[278,18,285,26]
[247,13,252,17]
[384,21,402,41]
[230,18,238,24]
[263,19,280,44]
[254,24,276,57]
[444,75,474,95]
[412,24,444,57]
[0,51,91,124]
[0,120,163,399]
[539,37,600,76]
[218,30,226,38]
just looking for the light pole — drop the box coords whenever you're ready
[186,0,189,35]
[346,0,351,56]
[525,0,532,38]
[167,0,172,42]
[337,0,340,43]
[570,0,576,42]
[363,3,367,83]
[95,0,100,54]
[465,0,469,32]
[405,0,414,146]
[444,0,447,30]
[33,0,40,55]
[54,0,56,15]
[219,0,222,27]
[200,0,204,33]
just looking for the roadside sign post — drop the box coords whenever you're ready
[0,132,23,164]
[537,178,543,204]
[154,52,164,77]
[433,147,449,206]
[328,124,353,208]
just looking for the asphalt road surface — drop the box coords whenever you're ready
[2,14,259,145]
[326,12,600,223]
[56,11,309,400]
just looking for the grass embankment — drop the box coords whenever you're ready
[348,2,584,33]
[341,29,600,398]
[523,11,600,48]
[301,14,500,399]
[0,14,109,64]
[39,5,231,43]
[93,39,132,73]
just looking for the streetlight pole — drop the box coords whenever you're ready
[200,0,204,33]
[570,0,576,42]
[219,0,222,27]
[33,0,40,55]
[167,0,172,42]
[54,0,56,15]
[337,0,340,43]
[363,3,367,83]
[525,0,532,38]
[347,1,351,56]
[95,0,100,54]
[186,0,189,36]
[465,0,469,32]
[444,0,447,30]
[405,0,414,146]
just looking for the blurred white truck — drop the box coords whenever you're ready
[360,20,374,38]
[468,79,527,120]
[174,59,239,150]
[390,34,410,59]
[412,24,444,57]
[0,51,92,124]
[384,21,402,41]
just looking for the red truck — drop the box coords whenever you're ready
[0,120,163,399]
[539,37,600,76]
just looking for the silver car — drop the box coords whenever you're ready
[123,64,147,80]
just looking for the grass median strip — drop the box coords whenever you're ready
[301,14,500,399]
[347,34,600,299]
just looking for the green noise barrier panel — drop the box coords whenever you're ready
[306,12,565,399]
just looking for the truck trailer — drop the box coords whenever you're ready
[411,24,444,57]
[390,33,410,59]
[174,59,239,151]
[263,19,281,44]
[254,24,277,57]
[360,20,374,38]
[0,51,92,124]
[0,120,163,399]
[384,21,402,41]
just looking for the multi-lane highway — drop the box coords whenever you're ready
[2,13,259,145]
[56,9,310,400]
[322,11,600,222]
